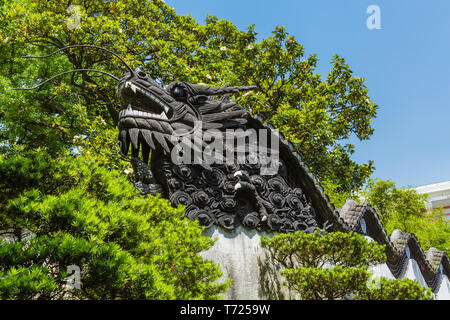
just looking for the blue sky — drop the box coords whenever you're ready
[166,0,450,188]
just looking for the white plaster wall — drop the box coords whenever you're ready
[435,275,450,300]
[200,226,298,300]
[201,230,450,300]
[369,263,396,280]
[353,236,450,300]
[403,259,427,289]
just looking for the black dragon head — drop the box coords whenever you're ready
[114,69,323,233]
[116,69,256,165]
[14,44,325,233]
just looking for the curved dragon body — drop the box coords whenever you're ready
[116,71,322,232]
[115,71,449,294]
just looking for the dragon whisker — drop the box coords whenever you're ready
[12,69,120,90]
[21,44,134,74]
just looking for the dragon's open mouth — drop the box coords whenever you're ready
[116,81,175,162]
[117,81,173,120]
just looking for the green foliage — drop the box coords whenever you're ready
[261,231,385,300]
[261,231,433,300]
[0,265,57,299]
[0,151,229,299]
[0,0,377,192]
[320,178,362,209]
[283,266,368,300]
[261,231,386,269]
[363,179,426,226]
[355,278,434,300]
[363,179,450,254]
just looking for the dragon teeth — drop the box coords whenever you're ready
[141,141,150,164]
[118,108,168,120]
[119,130,130,156]
[129,128,140,150]
[160,112,168,120]
[118,81,172,119]
[141,130,155,149]
[153,132,170,154]
[124,81,137,93]
[118,128,172,166]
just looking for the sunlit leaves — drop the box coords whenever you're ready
[0,151,229,299]
[261,231,433,300]
[363,179,449,254]
[1,0,377,190]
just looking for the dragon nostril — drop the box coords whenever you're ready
[137,71,147,78]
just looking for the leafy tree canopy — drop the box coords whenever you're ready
[362,179,450,254]
[0,0,377,192]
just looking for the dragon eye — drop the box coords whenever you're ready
[172,86,186,99]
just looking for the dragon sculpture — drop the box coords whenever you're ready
[16,45,449,295]
[114,69,450,294]
[116,69,327,233]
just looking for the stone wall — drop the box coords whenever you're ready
[200,226,300,300]
[201,225,450,300]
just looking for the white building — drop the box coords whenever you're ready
[415,181,450,221]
